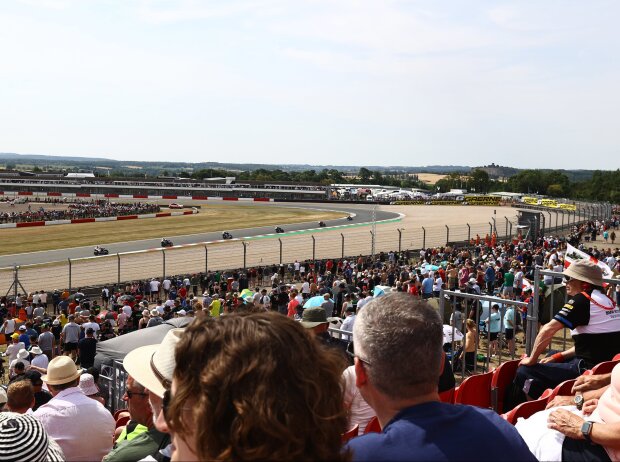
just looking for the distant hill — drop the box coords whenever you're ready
[0,152,601,181]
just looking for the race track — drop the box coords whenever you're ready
[0,202,399,267]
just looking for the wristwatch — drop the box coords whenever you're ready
[581,421,594,443]
[574,394,584,411]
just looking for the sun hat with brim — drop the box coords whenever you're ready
[300,307,328,328]
[0,388,7,405]
[0,412,65,462]
[17,349,29,360]
[78,373,99,396]
[41,356,82,385]
[563,259,604,286]
[30,346,43,355]
[123,328,184,398]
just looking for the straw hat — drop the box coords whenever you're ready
[123,328,184,398]
[41,356,82,385]
[0,412,64,462]
[563,259,604,287]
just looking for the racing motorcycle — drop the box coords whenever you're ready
[161,238,173,247]
[94,246,109,256]
[318,221,326,227]
[222,232,233,240]
[275,227,284,233]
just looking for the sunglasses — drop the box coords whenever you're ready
[346,342,372,366]
[563,276,572,283]
[124,389,148,399]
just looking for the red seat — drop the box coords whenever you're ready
[490,359,520,413]
[613,353,620,361]
[439,388,455,404]
[115,415,130,429]
[541,379,577,402]
[502,397,548,425]
[453,371,493,409]
[341,424,359,444]
[364,416,381,434]
[589,359,620,375]
[113,409,129,421]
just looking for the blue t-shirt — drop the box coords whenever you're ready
[345,402,536,461]
[421,277,434,294]
[488,312,501,333]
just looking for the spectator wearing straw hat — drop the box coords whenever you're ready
[0,412,65,462]
[34,356,115,462]
[514,260,620,404]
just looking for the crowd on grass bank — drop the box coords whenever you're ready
[0,215,619,461]
[0,200,160,223]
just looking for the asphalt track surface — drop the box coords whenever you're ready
[0,202,400,267]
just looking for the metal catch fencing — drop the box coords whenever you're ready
[439,290,528,380]
[2,212,590,296]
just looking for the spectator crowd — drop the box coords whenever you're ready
[0,213,618,461]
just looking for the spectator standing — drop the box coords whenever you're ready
[60,315,80,361]
[77,328,97,369]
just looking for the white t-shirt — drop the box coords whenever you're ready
[342,366,375,433]
[82,322,100,334]
[32,354,49,369]
[162,279,172,290]
[301,282,310,294]
[149,280,160,292]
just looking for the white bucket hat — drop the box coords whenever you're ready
[17,349,29,360]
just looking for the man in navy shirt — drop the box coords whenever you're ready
[345,293,536,461]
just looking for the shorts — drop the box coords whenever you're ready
[505,328,514,340]
[514,287,523,297]
[502,286,514,296]
[64,342,78,351]
[489,332,498,341]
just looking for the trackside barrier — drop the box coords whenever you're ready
[529,268,620,357]
[439,289,528,381]
[0,212,595,296]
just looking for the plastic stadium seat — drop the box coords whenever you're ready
[589,359,620,375]
[115,415,130,429]
[540,379,577,402]
[439,388,455,404]
[341,424,359,444]
[502,397,548,425]
[113,409,129,421]
[490,359,521,413]
[453,371,493,409]
[364,416,381,434]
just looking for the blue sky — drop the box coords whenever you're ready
[1,0,619,169]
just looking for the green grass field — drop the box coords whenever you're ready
[0,204,344,255]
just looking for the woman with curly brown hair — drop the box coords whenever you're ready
[165,311,350,461]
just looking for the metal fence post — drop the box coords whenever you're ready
[243,242,247,269]
[445,225,449,245]
[162,250,166,282]
[341,233,345,259]
[370,231,374,259]
[554,211,559,231]
[488,222,492,236]
[504,217,508,237]
[205,245,208,274]
[397,228,402,253]
[491,217,496,234]
[312,235,316,260]
[117,253,121,286]
[561,211,565,229]
[467,223,470,243]
[278,238,282,264]
[68,258,72,291]
[422,227,426,249]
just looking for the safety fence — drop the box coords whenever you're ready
[439,291,528,379]
[1,212,592,296]
[99,360,127,413]
[437,268,620,382]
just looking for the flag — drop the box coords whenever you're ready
[564,243,614,280]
